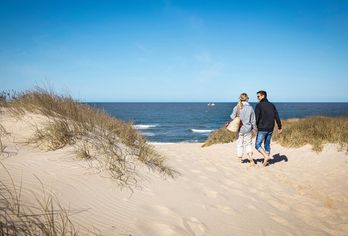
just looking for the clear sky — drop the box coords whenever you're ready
[1,0,347,102]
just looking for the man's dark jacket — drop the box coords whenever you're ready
[255,98,282,132]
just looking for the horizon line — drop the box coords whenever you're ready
[83,101,348,103]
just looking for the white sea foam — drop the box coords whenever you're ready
[149,142,176,145]
[150,141,201,145]
[141,132,155,137]
[190,129,214,133]
[179,140,201,143]
[134,124,158,130]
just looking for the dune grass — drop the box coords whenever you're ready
[203,116,348,152]
[0,125,4,153]
[1,88,177,186]
[0,124,9,154]
[202,127,237,147]
[0,163,82,236]
[31,119,77,151]
[272,116,348,152]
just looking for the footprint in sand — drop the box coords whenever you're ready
[153,205,174,215]
[182,217,207,236]
[224,179,243,188]
[249,188,257,193]
[191,169,202,174]
[199,175,208,180]
[247,203,257,210]
[137,221,188,236]
[209,204,235,214]
[205,166,217,172]
[229,188,244,197]
[143,204,177,217]
[268,199,289,211]
[202,189,218,198]
[269,214,290,226]
[137,205,200,236]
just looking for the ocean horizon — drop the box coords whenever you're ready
[89,102,348,143]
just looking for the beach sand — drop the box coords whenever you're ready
[1,110,348,235]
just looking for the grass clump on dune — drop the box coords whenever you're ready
[203,116,348,152]
[0,163,81,236]
[31,119,77,151]
[1,88,177,186]
[272,116,348,152]
[0,124,8,154]
[202,127,237,147]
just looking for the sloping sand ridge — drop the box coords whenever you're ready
[1,110,348,235]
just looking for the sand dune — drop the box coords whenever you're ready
[1,111,348,235]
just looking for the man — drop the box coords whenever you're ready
[255,90,282,166]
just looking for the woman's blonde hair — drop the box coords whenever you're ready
[238,93,249,109]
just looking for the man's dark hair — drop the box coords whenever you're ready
[257,90,267,98]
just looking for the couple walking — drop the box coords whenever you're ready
[230,91,282,166]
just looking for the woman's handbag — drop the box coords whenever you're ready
[226,106,242,132]
[226,117,242,132]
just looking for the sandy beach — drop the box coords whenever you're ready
[3,0,348,234]
[1,110,348,235]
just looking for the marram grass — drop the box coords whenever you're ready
[273,116,348,152]
[203,116,348,152]
[1,88,178,187]
[0,162,82,236]
[202,127,237,147]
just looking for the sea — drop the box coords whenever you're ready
[89,103,348,143]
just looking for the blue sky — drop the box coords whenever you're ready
[1,0,347,102]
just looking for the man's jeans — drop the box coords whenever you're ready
[255,131,273,154]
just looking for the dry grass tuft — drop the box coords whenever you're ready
[202,127,237,147]
[30,119,77,151]
[75,142,94,160]
[0,124,9,154]
[272,116,348,152]
[0,163,81,236]
[2,87,178,186]
[203,116,348,152]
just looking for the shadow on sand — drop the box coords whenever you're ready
[252,153,288,166]
[268,153,288,165]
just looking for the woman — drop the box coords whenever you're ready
[230,93,257,165]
